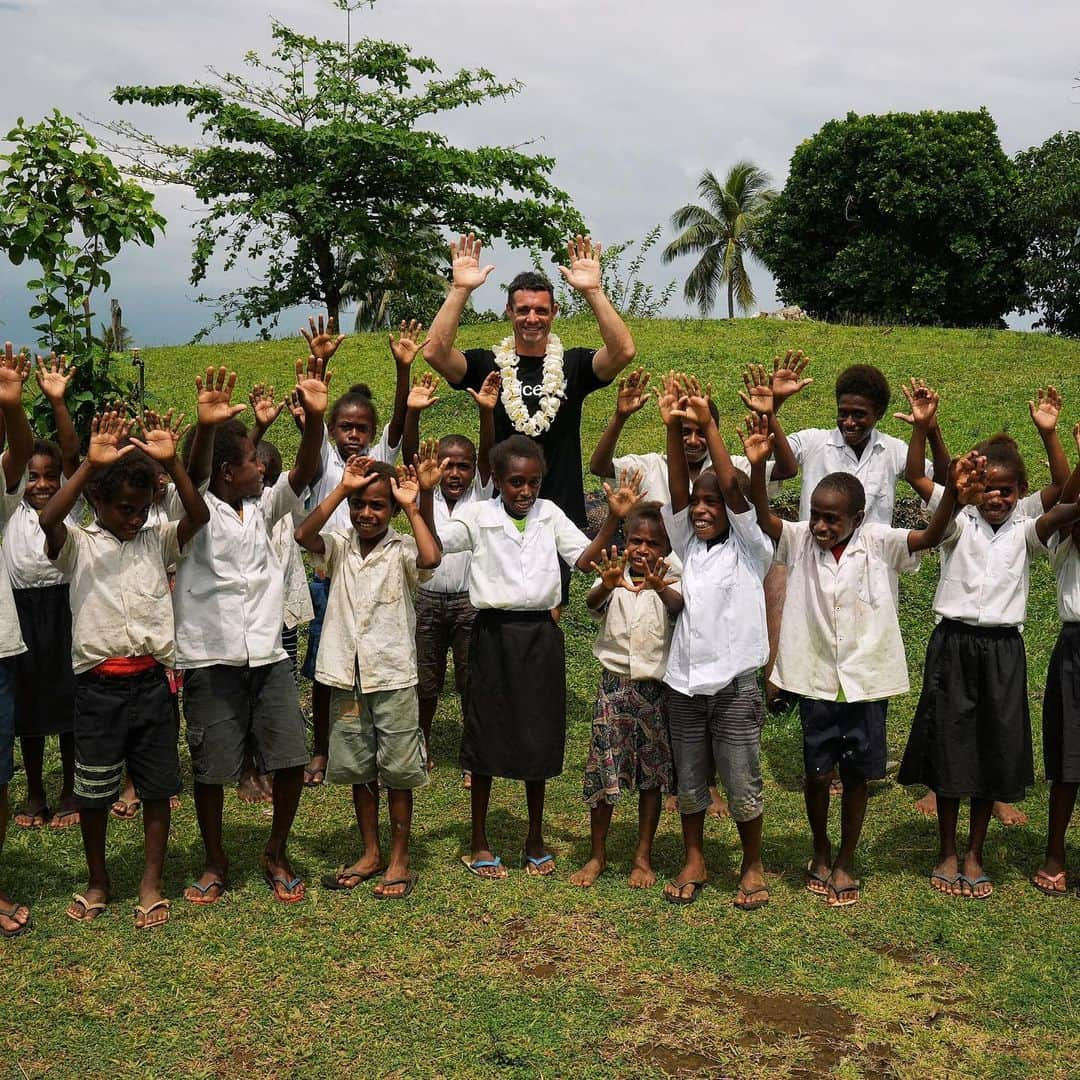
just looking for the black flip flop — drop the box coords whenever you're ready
[374,872,417,900]
[664,880,706,906]
[320,866,384,891]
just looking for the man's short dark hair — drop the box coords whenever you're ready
[506,271,555,308]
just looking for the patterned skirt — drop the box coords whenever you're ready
[583,672,673,806]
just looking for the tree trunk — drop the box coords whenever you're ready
[727,277,735,320]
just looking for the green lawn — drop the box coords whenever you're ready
[3,316,1079,1078]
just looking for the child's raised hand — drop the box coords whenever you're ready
[408,372,442,412]
[294,354,332,417]
[0,343,31,407]
[739,363,774,415]
[466,370,501,412]
[287,389,305,429]
[639,555,678,594]
[414,438,447,492]
[391,463,421,508]
[615,367,651,417]
[1029,386,1062,434]
[131,409,188,464]
[603,467,644,519]
[341,454,375,492]
[249,384,285,429]
[669,374,714,430]
[389,319,430,368]
[300,314,345,363]
[34,353,75,401]
[893,377,939,429]
[770,349,813,405]
[86,410,135,468]
[195,366,247,426]
[953,451,987,506]
[736,411,774,466]
[653,370,683,427]
[589,546,627,590]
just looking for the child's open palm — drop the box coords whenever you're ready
[300,314,345,363]
[603,467,643,519]
[770,350,813,405]
[893,377,938,428]
[341,454,375,493]
[408,373,441,412]
[195,366,247,426]
[414,439,447,492]
[466,370,501,412]
[295,355,332,417]
[737,412,774,466]
[616,368,651,417]
[131,409,188,463]
[250,384,285,429]
[390,320,430,368]
[87,411,135,467]
[953,451,987,506]
[0,343,31,408]
[670,374,713,430]
[34,353,75,401]
[640,556,678,594]
[391,464,421,508]
[590,546,627,590]
[739,363,774,416]
[1029,386,1062,433]
[653,371,684,427]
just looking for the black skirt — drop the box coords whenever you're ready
[13,584,76,737]
[461,609,566,781]
[898,619,1033,802]
[1043,622,1080,783]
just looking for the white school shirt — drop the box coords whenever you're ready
[439,497,589,611]
[421,475,493,595]
[272,512,315,629]
[662,504,772,696]
[591,564,682,682]
[772,520,920,702]
[932,491,1046,628]
[54,520,182,675]
[787,427,930,525]
[312,527,431,692]
[1049,533,1080,622]
[172,474,305,669]
[310,424,399,534]
[3,489,86,589]
[613,451,779,507]
[0,476,28,659]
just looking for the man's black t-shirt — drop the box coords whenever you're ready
[454,346,609,527]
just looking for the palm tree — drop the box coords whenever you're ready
[662,162,777,319]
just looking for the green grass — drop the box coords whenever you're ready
[4,316,1079,1078]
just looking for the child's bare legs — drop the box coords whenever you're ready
[137,798,171,927]
[524,779,555,875]
[932,794,961,895]
[339,781,384,882]
[305,681,331,785]
[733,813,767,904]
[467,773,506,877]
[187,782,229,899]
[665,809,708,901]
[570,801,613,887]
[263,764,305,895]
[958,798,994,898]
[828,778,868,904]
[1035,782,1077,893]
[418,697,436,770]
[374,789,414,898]
[631,788,662,887]
[68,805,110,920]
[803,772,833,888]
[0,783,31,933]
[14,736,49,825]
[914,789,938,817]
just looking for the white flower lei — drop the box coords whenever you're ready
[493,334,567,436]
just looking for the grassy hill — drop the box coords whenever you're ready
[4,317,1079,1078]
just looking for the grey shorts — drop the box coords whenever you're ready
[327,682,428,790]
[415,589,476,702]
[665,674,765,821]
[184,661,308,784]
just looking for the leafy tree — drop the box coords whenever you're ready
[101,2,583,339]
[0,110,164,439]
[661,163,776,318]
[1015,130,1080,337]
[756,109,1027,326]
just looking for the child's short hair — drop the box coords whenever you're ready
[30,439,62,471]
[490,434,546,478]
[211,419,251,479]
[974,432,1028,491]
[506,271,555,307]
[438,434,476,460]
[348,461,398,512]
[329,383,378,429]
[814,472,866,515]
[255,439,282,487]
[87,449,157,505]
[624,502,671,550]
[835,364,890,414]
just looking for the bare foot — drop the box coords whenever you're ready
[569,857,606,888]
[993,801,1027,827]
[707,788,730,820]
[914,791,937,818]
[829,775,843,798]
[930,855,960,896]
[664,793,679,814]
[237,768,272,804]
[462,771,472,790]
[627,857,656,889]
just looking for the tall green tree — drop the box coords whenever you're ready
[102,2,582,339]
[1015,130,1080,338]
[661,162,776,318]
[756,109,1027,326]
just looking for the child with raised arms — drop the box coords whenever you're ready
[177,357,328,907]
[294,452,440,898]
[569,503,681,889]
[39,407,210,929]
[435,434,643,879]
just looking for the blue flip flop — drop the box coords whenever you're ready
[461,855,505,878]
[523,853,556,876]
[958,873,993,900]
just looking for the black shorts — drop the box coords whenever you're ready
[73,664,180,808]
[801,698,888,784]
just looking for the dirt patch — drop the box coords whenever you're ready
[495,913,605,981]
[727,988,856,1038]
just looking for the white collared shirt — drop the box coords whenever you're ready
[3,491,85,589]
[613,451,779,507]
[439,497,589,611]
[788,427,929,525]
[1049,533,1080,622]
[933,492,1046,627]
[312,527,431,692]
[310,424,399,534]
[773,520,920,702]
[591,565,681,682]
[0,475,28,659]
[173,473,305,668]
[421,475,493,594]
[54,520,182,674]
[272,513,315,630]
[662,505,773,696]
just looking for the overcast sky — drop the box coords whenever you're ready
[1,0,1077,347]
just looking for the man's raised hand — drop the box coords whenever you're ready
[466,370,501,412]
[450,233,495,292]
[131,409,188,464]
[590,546,627,591]
[770,350,813,406]
[86,410,135,468]
[196,366,247,427]
[35,353,75,402]
[300,314,345,363]
[616,368,651,418]
[294,355,332,417]
[737,412,774,466]
[558,234,602,294]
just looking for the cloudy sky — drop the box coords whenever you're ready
[1,0,1077,347]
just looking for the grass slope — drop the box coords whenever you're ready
[3,317,1079,1079]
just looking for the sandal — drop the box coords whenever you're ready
[110,797,140,820]
[320,866,384,891]
[303,765,326,787]
[826,879,861,908]
[374,872,417,900]
[958,873,993,900]
[523,852,556,877]
[13,805,49,829]
[1031,870,1067,897]
[67,893,107,923]
[184,879,227,905]
[805,861,830,897]
[664,879,706,906]
[734,885,770,911]
[263,870,306,903]
[48,808,80,829]
[0,901,32,939]
[134,898,171,930]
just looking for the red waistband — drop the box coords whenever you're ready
[92,655,160,677]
